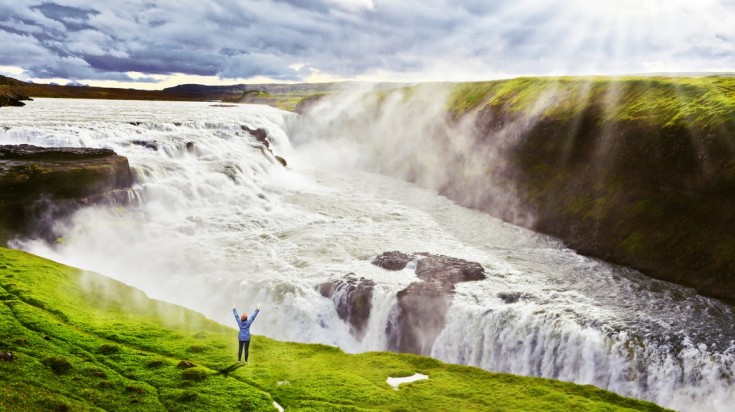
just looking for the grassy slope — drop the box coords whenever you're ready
[446,76,735,129]
[0,247,667,411]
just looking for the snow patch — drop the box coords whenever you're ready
[386,373,429,389]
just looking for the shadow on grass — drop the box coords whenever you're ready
[216,363,245,377]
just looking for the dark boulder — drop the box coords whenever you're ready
[414,253,486,283]
[241,125,269,147]
[371,251,414,271]
[387,280,453,355]
[0,144,134,242]
[320,252,485,354]
[318,274,375,340]
[381,252,485,354]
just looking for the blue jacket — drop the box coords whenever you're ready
[233,308,259,341]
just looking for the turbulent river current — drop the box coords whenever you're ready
[1,98,734,411]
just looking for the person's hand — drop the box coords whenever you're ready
[257,304,261,310]
[233,304,236,309]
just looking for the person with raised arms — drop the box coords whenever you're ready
[233,303,260,363]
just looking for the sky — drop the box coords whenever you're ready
[1,0,734,89]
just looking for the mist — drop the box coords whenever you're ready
[288,83,541,227]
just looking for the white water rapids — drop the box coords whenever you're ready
[1,98,734,411]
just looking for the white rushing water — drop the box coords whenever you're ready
[1,98,734,411]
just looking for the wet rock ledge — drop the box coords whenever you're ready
[0,144,134,242]
[319,251,485,355]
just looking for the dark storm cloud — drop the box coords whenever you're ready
[32,2,98,31]
[0,0,734,84]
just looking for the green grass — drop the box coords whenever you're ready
[445,76,735,130]
[0,247,669,411]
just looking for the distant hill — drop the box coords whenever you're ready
[0,75,202,107]
[0,75,409,111]
[0,76,31,107]
[164,80,409,95]
[163,81,412,111]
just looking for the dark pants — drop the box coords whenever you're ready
[238,339,251,362]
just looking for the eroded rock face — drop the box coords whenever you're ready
[388,280,452,355]
[318,274,375,340]
[240,125,288,167]
[0,86,30,107]
[241,125,270,147]
[380,252,485,354]
[319,251,485,355]
[0,144,134,242]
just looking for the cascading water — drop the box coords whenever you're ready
[1,98,734,411]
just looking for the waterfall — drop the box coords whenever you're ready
[1,98,734,411]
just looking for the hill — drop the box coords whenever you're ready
[0,247,667,411]
[0,75,406,111]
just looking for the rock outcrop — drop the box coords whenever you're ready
[0,88,30,107]
[319,251,485,355]
[241,125,287,167]
[0,144,134,242]
[318,274,375,340]
[0,75,31,107]
[241,125,269,147]
[381,252,485,354]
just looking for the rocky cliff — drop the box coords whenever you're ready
[458,78,735,301]
[0,144,134,243]
[0,76,31,107]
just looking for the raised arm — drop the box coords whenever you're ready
[233,306,241,326]
[247,306,260,326]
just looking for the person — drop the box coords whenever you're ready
[233,303,260,363]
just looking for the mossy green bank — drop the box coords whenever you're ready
[446,76,735,130]
[0,247,667,411]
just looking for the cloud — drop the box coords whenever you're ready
[0,0,734,86]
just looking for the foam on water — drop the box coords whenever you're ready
[1,98,734,411]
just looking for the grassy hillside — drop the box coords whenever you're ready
[0,247,667,411]
[446,76,735,130]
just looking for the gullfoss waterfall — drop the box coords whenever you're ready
[1,98,734,411]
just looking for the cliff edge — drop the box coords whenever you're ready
[0,144,134,243]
